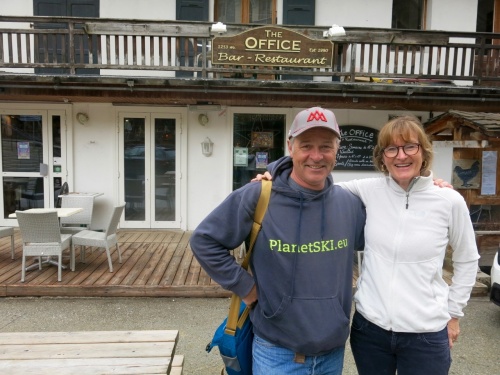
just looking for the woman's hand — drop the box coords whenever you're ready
[447,317,460,348]
[251,171,273,182]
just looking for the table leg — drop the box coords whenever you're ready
[24,257,68,271]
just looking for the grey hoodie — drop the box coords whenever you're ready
[190,156,365,355]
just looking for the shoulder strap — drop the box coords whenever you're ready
[225,180,272,336]
[240,179,272,270]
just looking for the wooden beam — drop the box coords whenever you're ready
[84,23,210,37]
[433,140,490,148]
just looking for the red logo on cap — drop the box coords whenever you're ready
[307,110,328,122]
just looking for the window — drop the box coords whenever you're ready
[476,0,500,44]
[232,113,285,190]
[392,0,426,30]
[215,0,275,24]
[477,0,494,32]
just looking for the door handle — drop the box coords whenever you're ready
[40,163,49,176]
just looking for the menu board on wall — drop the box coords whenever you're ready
[336,126,378,170]
[481,151,497,195]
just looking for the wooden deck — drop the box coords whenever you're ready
[0,229,229,298]
[0,229,489,298]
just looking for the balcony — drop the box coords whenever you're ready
[0,16,499,111]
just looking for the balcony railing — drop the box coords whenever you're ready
[0,16,499,87]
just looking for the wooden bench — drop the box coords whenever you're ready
[0,330,183,374]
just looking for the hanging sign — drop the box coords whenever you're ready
[212,26,333,68]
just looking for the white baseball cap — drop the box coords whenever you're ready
[288,107,341,140]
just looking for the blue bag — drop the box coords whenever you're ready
[206,299,253,375]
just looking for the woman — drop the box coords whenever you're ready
[344,115,479,375]
[257,115,479,374]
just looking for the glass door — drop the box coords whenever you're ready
[0,110,65,223]
[119,113,180,228]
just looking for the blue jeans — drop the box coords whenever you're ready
[252,334,345,375]
[349,310,451,375]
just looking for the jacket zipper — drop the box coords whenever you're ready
[405,177,420,209]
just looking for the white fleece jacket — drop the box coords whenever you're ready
[340,172,479,333]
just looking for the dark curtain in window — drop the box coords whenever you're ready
[392,0,423,30]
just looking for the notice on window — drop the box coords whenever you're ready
[17,142,30,159]
[234,147,248,167]
[255,152,268,169]
[481,151,497,195]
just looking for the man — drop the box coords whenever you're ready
[190,107,365,375]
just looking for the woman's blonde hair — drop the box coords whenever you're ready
[373,115,433,176]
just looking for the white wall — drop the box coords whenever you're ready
[316,0,392,28]
[315,0,478,31]
[70,103,119,229]
[186,107,231,229]
[100,0,176,20]
[427,0,478,31]
[0,0,177,20]
[0,0,33,16]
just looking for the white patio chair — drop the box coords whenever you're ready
[0,227,15,260]
[16,211,74,282]
[60,195,95,234]
[71,204,125,272]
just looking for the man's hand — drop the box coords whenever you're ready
[434,178,454,189]
[447,317,460,348]
[242,285,258,308]
[251,171,273,182]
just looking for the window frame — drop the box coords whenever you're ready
[215,0,276,24]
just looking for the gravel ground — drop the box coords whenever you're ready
[0,296,498,374]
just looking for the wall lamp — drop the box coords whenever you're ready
[323,24,346,38]
[211,22,227,34]
[201,137,214,157]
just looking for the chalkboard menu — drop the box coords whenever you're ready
[336,126,378,170]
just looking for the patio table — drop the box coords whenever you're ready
[8,207,84,219]
[0,330,183,374]
[9,208,84,270]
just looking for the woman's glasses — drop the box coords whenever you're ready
[382,143,421,158]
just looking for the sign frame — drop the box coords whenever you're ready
[212,26,333,68]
